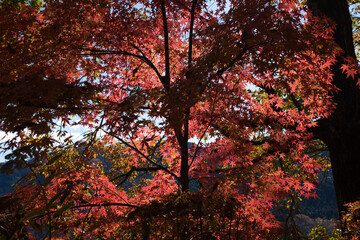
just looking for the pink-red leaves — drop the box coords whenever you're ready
[0,0,341,238]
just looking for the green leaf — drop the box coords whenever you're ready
[46,154,62,166]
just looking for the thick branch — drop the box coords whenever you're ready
[188,0,198,68]
[216,45,248,77]
[161,0,170,84]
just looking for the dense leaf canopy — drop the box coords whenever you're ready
[0,0,349,239]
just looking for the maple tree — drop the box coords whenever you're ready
[0,0,348,239]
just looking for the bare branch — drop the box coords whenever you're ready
[111,166,164,186]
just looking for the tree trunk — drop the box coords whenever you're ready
[308,0,360,215]
[325,128,360,214]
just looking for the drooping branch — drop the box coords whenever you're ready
[80,48,163,82]
[71,203,138,209]
[33,202,139,221]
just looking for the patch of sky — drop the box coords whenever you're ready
[0,116,92,163]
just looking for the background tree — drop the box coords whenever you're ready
[0,0,341,238]
[307,0,360,216]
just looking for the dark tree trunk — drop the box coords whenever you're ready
[308,0,360,215]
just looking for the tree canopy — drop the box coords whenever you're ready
[0,0,355,239]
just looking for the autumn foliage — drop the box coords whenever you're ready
[0,0,350,239]
[340,200,360,239]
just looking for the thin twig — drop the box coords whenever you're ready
[102,130,179,180]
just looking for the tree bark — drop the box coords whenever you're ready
[308,0,360,215]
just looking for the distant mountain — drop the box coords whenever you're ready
[0,165,28,196]
[300,169,338,220]
[0,163,339,219]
